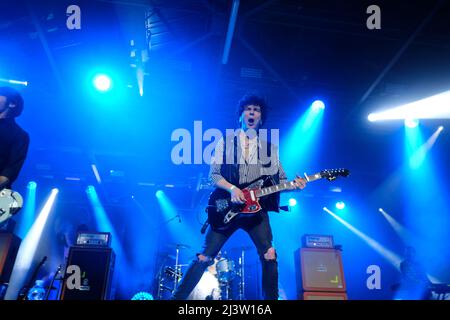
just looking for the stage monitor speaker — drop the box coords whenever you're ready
[303,292,348,300]
[60,246,115,300]
[294,248,346,293]
[0,233,21,283]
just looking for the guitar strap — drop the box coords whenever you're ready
[221,134,240,186]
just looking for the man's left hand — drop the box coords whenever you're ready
[291,176,307,190]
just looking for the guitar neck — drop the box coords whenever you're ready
[255,173,323,198]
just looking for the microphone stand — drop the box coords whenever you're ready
[44,264,62,300]
[153,214,181,299]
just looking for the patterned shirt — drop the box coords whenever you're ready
[209,131,288,186]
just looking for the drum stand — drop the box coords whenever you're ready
[156,266,171,300]
[173,245,181,291]
[156,244,184,300]
[237,249,245,300]
[218,250,245,300]
[219,280,232,300]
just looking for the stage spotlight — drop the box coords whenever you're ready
[93,74,112,92]
[131,292,154,300]
[17,181,38,238]
[0,78,28,86]
[86,185,96,194]
[288,198,297,207]
[368,90,450,122]
[137,68,144,97]
[91,164,102,184]
[378,208,412,243]
[404,118,419,128]
[85,184,126,273]
[281,98,325,174]
[27,181,37,190]
[155,190,164,199]
[4,188,59,299]
[311,100,325,112]
[323,207,402,269]
[335,201,346,210]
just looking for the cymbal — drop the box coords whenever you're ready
[166,243,191,250]
[228,245,254,252]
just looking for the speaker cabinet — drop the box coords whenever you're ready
[303,292,348,300]
[60,246,115,300]
[294,248,346,293]
[0,233,21,283]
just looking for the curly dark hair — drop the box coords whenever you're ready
[0,86,24,118]
[236,93,268,124]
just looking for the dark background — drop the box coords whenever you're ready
[1,0,449,300]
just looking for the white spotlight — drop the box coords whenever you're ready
[0,78,28,86]
[311,100,325,111]
[368,113,377,122]
[404,118,419,128]
[4,188,59,300]
[368,90,450,122]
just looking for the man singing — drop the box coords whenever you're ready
[171,93,306,300]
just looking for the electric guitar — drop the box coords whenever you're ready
[0,189,24,224]
[206,168,350,231]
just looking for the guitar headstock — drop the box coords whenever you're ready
[320,168,350,181]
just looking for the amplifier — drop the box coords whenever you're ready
[76,232,111,247]
[303,292,348,300]
[302,234,334,249]
[294,248,346,293]
[60,247,115,300]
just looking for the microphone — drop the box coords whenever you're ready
[200,219,209,234]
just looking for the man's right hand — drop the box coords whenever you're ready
[230,187,246,204]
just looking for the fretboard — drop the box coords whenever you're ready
[255,172,323,198]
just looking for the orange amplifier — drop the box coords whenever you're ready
[303,292,348,300]
[294,247,346,293]
[302,234,334,249]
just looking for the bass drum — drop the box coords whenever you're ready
[187,270,221,300]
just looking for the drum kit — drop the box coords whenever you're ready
[156,243,246,300]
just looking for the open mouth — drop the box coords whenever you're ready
[248,118,255,125]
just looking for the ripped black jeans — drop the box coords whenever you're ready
[171,211,278,300]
